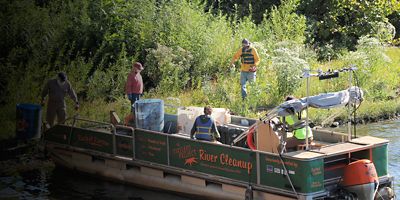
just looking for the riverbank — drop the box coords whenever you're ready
[311,98,400,127]
[1,96,400,142]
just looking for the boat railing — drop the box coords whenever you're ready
[63,115,135,156]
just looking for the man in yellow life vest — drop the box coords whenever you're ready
[281,96,313,150]
[229,39,260,100]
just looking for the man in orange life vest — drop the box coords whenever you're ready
[229,39,260,99]
[190,106,220,142]
[124,62,144,125]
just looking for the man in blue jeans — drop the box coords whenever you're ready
[124,62,144,125]
[229,39,261,99]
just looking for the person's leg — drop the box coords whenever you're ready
[128,93,141,111]
[240,72,248,99]
[132,93,140,102]
[56,107,67,124]
[127,93,141,126]
[246,72,256,98]
[46,105,57,127]
[128,94,134,112]
[248,72,256,83]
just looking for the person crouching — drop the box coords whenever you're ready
[190,106,221,143]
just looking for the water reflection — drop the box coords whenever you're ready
[0,167,192,200]
[48,168,191,200]
[0,170,49,199]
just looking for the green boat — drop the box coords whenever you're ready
[43,68,395,200]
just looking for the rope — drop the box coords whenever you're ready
[278,153,299,199]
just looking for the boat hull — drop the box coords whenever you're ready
[43,120,395,200]
[47,144,296,200]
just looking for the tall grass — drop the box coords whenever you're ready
[1,0,400,140]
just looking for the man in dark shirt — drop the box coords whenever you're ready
[41,72,79,127]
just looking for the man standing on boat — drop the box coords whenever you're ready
[191,106,221,142]
[229,38,260,100]
[41,72,79,127]
[281,96,313,150]
[125,62,144,124]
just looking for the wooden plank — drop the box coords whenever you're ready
[313,142,366,155]
[284,150,324,159]
[350,136,389,145]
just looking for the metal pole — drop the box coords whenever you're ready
[305,69,310,150]
[347,69,353,141]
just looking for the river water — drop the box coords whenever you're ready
[0,120,399,199]
[340,120,400,196]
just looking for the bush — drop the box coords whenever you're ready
[87,45,131,101]
[271,42,308,99]
[145,44,193,94]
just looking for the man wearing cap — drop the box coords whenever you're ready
[41,72,79,127]
[124,62,144,124]
[229,39,261,99]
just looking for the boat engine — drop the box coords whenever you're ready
[341,159,379,200]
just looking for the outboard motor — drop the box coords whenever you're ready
[342,159,379,200]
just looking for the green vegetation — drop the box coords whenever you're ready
[1,0,400,140]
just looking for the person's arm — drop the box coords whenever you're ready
[67,82,79,109]
[67,82,78,103]
[229,48,242,66]
[139,74,144,94]
[211,119,220,140]
[252,47,260,66]
[40,80,50,105]
[190,118,197,139]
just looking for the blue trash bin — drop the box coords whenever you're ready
[135,99,164,132]
[16,103,42,140]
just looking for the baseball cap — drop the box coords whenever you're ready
[242,38,250,46]
[58,72,67,81]
[134,62,144,70]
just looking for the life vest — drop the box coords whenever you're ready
[283,111,313,140]
[241,47,255,65]
[194,115,213,141]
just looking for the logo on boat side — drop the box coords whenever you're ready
[171,144,253,174]
[172,145,199,166]
[266,165,273,173]
[185,157,197,166]
[77,134,109,147]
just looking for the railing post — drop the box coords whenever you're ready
[111,124,116,155]
[68,116,77,145]
[132,128,135,159]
